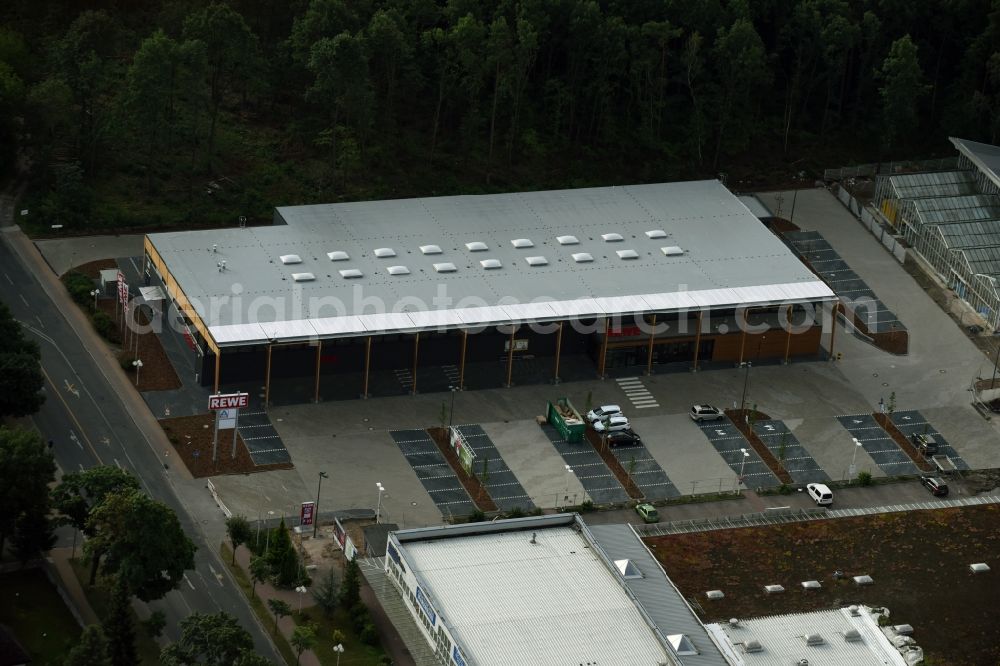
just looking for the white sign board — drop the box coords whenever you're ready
[217,408,238,430]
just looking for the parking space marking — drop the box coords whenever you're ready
[752,420,830,485]
[836,414,921,476]
[695,417,781,489]
[888,410,970,471]
[452,425,536,511]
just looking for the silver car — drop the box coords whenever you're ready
[690,404,724,422]
[594,415,631,433]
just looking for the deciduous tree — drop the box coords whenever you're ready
[160,611,262,666]
[0,427,55,555]
[226,515,252,564]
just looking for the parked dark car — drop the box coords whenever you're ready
[606,429,642,448]
[920,476,949,497]
[911,432,938,455]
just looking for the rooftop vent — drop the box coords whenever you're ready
[616,249,639,259]
[465,241,489,252]
[420,245,442,255]
[801,580,822,590]
[893,624,914,636]
[387,266,410,276]
[480,259,502,269]
[645,229,667,239]
[291,272,315,282]
[661,246,685,256]
[572,253,594,263]
[666,634,698,656]
[742,640,763,654]
[339,269,363,279]
[764,585,785,594]
[433,262,457,273]
[511,238,534,248]
[614,559,643,580]
[728,618,740,628]
[280,254,302,264]
[556,235,579,245]
[843,629,862,642]
[525,256,548,266]
[601,232,624,242]
[374,248,396,258]
[706,590,725,600]
[853,575,874,586]
[327,251,349,261]
[970,562,991,573]
[848,605,861,616]
[804,634,825,646]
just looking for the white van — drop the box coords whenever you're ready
[807,483,833,506]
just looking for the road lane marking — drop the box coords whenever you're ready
[114,458,123,470]
[3,272,11,284]
[19,293,28,306]
[64,379,80,398]
[183,573,196,590]
[35,315,44,328]
[41,366,103,464]
[207,564,225,587]
[70,431,83,450]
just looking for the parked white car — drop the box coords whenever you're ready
[807,483,833,506]
[593,415,631,433]
[586,404,623,424]
[689,404,724,422]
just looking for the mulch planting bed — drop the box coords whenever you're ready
[646,504,1000,666]
[427,427,497,512]
[119,306,181,392]
[874,413,935,473]
[160,414,293,478]
[583,429,643,499]
[723,409,793,485]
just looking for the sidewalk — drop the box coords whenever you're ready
[47,547,99,626]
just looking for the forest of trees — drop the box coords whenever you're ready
[2,0,999,232]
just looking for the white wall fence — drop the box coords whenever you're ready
[833,184,906,264]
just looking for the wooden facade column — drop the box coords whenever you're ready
[313,340,323,403]
[645,315,657,375]
[505,327,516,388]
[783,306,793,364]
[737,307,748,366]
[411,333,420,394]
[362,336,372,397]
[458,330,468,390]
[692,311,703,371]
[553,321,564,384]
[828,302,839,360]
[213,352,221,393]
[597,317,610,378]
[264,344,273,407]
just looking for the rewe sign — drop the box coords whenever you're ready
[209,392,249,410]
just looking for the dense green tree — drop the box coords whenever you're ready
[65,624,111,666]
[265,518,301,587]
[0,301,44,417]
[710,18,770,169]
[52,465,141,535]
[266,598,291,633]
[10,509,57,566]
[182,3,260,165]
[0,427,55,555]
[226,514,253,564]
[249,554,270,598]
[160,611,264,666]
[291,624,316,665]
[340,557,360,609]
[85,488,197,600]
[103,576,138,666]
[311,567,340,616]
[877,34,929,152]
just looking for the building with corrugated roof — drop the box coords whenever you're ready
[143,179,835,403]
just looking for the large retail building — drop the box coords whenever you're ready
[144,179,836,402]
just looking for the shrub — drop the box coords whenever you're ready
[857,471,873,487]
[468,509,486,523]
[118,353,136,371]
[778,484,793,495]
[331,629,346,644]
[506,507,525,519]
[92,311,115,340]
[360,622,378,646]
[63,272,96,305]
[579,500,595,513]
[351,603,371,633]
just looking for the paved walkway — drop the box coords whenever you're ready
[47,547,99,626]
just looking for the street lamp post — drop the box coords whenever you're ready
[295,585,308,614]
[849,437,862,479]
[314,471,328,538]
[90,289,99,311]
[563,464,573,501]
[739,361,753,416]
[737,448,750,490]
[332,644,344,666]
[132,359,143,387]
[448,386,458,428]
[265,510,275,552]
[375,482,385,523]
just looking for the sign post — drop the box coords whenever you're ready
[208,392,249,462]
[300,501,315,527]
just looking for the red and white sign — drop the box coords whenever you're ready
[300,501,315,526]
[209,392,249,410]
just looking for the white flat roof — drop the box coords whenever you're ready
[401,526,669,665]
[706,607,907,666]
[147,180,833,346]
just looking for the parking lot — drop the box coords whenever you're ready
[203,188,1000,526]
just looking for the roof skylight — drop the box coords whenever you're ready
[327,251,349,261]
[374,248,396,258]
[280,254,302,264]
[572,253,594,263]
[511,238,534,248]
[387,266,410,275]
[420,245,442,255]
[433,262,457,273]
[339,269,363,278]
[556,235,579,245]
[480,259,502,269]
[601,233,624,242]
[526,256,548,266]
[466,241,489,251]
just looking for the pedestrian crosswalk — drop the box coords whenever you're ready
[616,377,659,409]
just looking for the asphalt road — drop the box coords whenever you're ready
[0,230,282,662]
